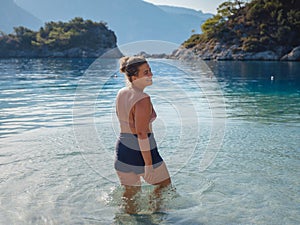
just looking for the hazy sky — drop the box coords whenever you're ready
[143,0,224,14]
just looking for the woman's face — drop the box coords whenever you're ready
[132,63,153,87]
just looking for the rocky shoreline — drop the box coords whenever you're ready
[2,45,300,61]
[0,47,121,58]
[170,44,300,61]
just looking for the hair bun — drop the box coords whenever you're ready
[119,56,130,73]
[119,56,146,74]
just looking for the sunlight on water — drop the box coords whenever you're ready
[0,58,299,224]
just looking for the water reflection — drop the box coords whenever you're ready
[1,59,300,224]
[206,61,300,124]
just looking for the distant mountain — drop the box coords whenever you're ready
[0,0,42,34]
[13,0,212,45]
[158,5,211,18]
[158,5,213,34]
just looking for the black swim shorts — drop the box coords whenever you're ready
[114,133,163,174]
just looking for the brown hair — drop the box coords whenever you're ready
[119,56,147,82]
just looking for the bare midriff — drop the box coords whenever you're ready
[119,124,153,134]
[118,108,153,134]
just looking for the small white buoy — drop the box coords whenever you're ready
[270,76,274,81]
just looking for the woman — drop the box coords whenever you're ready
[114,56,172,213]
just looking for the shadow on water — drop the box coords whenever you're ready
[114,212,168,225]
[113,211,205,225]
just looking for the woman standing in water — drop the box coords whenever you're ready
[114,56,172,214]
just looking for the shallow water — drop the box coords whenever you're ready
[0,58,299,224]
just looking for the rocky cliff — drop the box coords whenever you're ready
[175,0,300,61]
[171,43,300,61]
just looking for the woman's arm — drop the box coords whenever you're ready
[134,96,152,166]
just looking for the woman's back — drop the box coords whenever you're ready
[116,86,151,134]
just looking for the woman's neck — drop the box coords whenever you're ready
[131,83,144,92]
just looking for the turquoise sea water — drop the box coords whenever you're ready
[0,58,299,224]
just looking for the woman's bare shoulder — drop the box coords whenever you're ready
[117,87,129,94]
[116,87,131,98]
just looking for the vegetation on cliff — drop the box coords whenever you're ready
[0,17,117,57]
[183,0,300,58]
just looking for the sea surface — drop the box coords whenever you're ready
[0,58,299,224]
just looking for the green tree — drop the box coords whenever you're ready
[217,0,247,18]
[184,0,300,56]
[13,26,35,48]
[201,14,224,38]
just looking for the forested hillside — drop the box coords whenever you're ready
[0,18,118,57]
[181,0,300,60]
